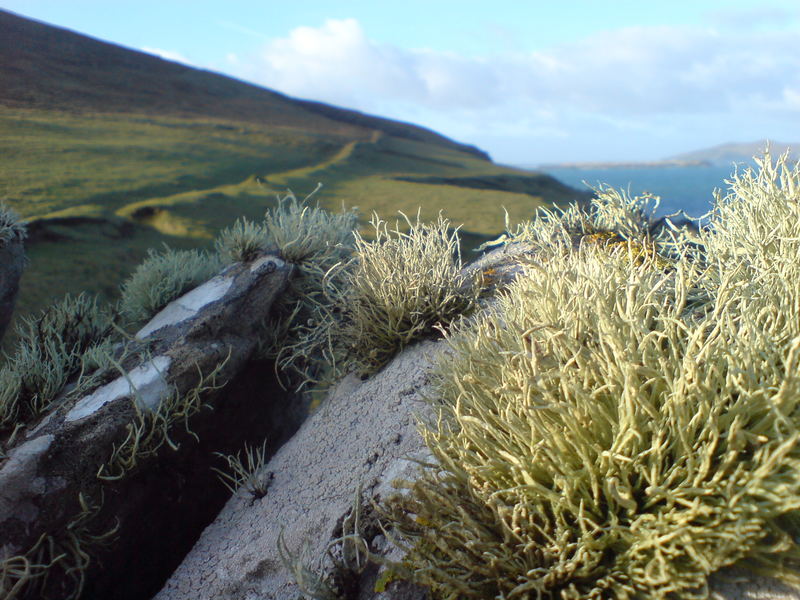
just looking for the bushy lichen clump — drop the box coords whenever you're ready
[505,182,691,261]
[331,213,479,376]
[253,193,358,386]
[215,216,271,263]
[279,211,480,384]
[244,195,478,387]
[0,294,113,432]
[0,203,26,246]
[389,152,800,599]
[119,246,223,326]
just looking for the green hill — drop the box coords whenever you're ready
[0,8,589,345]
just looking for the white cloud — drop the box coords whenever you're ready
[142,47,194,66]
[230,18,800,163]
[234,18,498,111]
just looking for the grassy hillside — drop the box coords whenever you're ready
[0,9,590,350]
[0,9,487,158]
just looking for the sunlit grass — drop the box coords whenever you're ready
[0,107,585,358]
[0,108,335,218]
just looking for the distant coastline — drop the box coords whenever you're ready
[537,159,712,170]
[532,140,799,171]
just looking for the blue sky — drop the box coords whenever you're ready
[5,1,800,164]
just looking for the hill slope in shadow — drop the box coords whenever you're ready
[0,9,488,159]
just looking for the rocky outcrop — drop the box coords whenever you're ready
[0,223,25,344]
[0,253,304,600]
[155,246,800,600]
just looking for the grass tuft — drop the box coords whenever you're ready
[386,151,800,599]
[119,246,222,325]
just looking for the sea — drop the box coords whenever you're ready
[540,164,748,220]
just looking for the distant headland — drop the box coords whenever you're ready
[536,140,799,170]
[537,159,711,170]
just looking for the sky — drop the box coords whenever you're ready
[4,0,800,165]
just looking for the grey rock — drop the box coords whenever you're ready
[0,235,25,343]
[155,340,441,600]
[710,569,800,600]
[0,253,296,600]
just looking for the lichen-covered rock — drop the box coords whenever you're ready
[155,247,800,600]
[0,253,298,600]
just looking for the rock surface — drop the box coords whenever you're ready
[0,253,300,600]
[0,233,25,343]
[710,570,800,600]
[155,339,440,600]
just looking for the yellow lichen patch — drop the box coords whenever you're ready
[478,267,500,289]
[579,231,675,270]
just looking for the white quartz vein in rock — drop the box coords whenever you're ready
[66,355,172,422]
[137,276,233,339]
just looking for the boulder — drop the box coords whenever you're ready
[0,253,303,600]
[155,338,439,600]
[155,246,800,600]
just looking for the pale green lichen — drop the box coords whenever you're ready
[279,488,372,599]
[119,246,222,325]
[210,190,358,388]
[0,203,26,247]
[505,182,696,264]
[256,192,357,388]
[0,492,117,600]
[320,212,480,378]
[212,439,271,498]
[387,151,800,599]
[231,199,477,387]
[0,536,53,600]
[97,355,228,481]
[0,294,113,432]
[215,217,271,264]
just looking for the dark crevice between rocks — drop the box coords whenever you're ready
[72,358,308,600]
